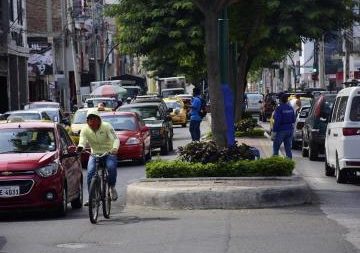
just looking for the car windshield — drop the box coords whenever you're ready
[86,99,115,108]
[8,113,41,120]
[102,115,137,131]
[119,106,160,119]
[44,110,59,122]
[28,103,59,109]
[73,110,88,124]
[0,128,56,153]
[165,101,181,109]
[162,89,184,98]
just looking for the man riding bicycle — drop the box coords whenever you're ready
[76,109,120,206]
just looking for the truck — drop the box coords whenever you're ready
[157,76,186,97]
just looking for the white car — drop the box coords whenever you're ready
[245,93,263,115]
[325,86,360,183]
[292,105,311,148]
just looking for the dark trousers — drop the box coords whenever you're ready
[189,120,201,141]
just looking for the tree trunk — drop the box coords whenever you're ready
[204,11,228,147]
[234,47,248,122]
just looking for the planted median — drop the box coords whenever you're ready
[146,141,294,178]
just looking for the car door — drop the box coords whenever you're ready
[327,96,348,167]
[57,125,81,200]
[326,97,340,166]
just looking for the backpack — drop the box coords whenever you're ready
[199,98,207,118]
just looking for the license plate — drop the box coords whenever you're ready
[0,186,20,197]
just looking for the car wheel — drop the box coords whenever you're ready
[168,138,174,152]
[325,155,334,177]
[160,137,169,155]
[336,154,346,184]
[71,177,83,209]
[308,142,318,161]
[137,149,146,165]
[57,184,68,217]
[145,147,152,161]
[301,139,308,157]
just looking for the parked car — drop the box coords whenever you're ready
[292,105,311,148]
[301,93,336,160]
[101,111,151,164]
[2,109,52,122]
[163,97,187,127]
[175,94,193,118]
[245,93,263,116]
[0,121,83,216]
[325,86,360,183]
[117,102,174,155]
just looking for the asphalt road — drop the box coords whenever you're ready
[1,120,360,253]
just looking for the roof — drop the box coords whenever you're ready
[119,103,160,108]
[0,121,56,129]
[100,111,138,117]
[337,86,360,96]
[6,109,48,114]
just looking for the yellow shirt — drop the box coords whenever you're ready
[78,121,120,154]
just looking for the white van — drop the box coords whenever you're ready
[325,86,360,183]
[245,93,263,115]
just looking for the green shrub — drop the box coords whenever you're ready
[235,128,265,138]
[235,118,258,132]
[177,141,255,164]
[146,156,295,178]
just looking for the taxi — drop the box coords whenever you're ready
[163,97,187,127]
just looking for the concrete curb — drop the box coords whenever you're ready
[126,176,311,209]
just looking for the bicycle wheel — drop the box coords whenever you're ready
[88,177,100,224]
[102,172,111,219]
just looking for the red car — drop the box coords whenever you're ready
[0,121,83,216]
[101,111,151,164]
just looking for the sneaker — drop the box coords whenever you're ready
[84,200,89,206]
[110,186,118,201]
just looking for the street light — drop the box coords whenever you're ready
[101,42,120,81]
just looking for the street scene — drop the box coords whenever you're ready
[2,0,360,253]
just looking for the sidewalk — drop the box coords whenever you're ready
[125,114,311,210]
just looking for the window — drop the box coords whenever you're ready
[335,96,348,122]
[331,97,340,123]
[350,96,360,121]
[9,0,14,21]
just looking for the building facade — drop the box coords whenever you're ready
[0,0,29,113]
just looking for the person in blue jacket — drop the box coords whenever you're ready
[189,87,202,141]
[272,93,296,159]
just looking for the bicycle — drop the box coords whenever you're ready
[85,151,112,224]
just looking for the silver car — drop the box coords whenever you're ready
[293,105,311,148]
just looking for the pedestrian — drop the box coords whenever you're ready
[189,87,202,141]
[272,93,296,159]
[76,109,120,206]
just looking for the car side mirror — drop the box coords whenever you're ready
[67,145,77,154]
[319,117,327,122]
[141,126,149,132]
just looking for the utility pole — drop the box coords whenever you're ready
[343,30,350,83]
[66,0,82,108]
[91,0,99,82]
[61,0,70,111]
[319,35,325,88]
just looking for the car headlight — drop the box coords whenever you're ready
[126,137,140,145]
[36,162,59,177]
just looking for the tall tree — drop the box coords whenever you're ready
[107,0,206,83]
